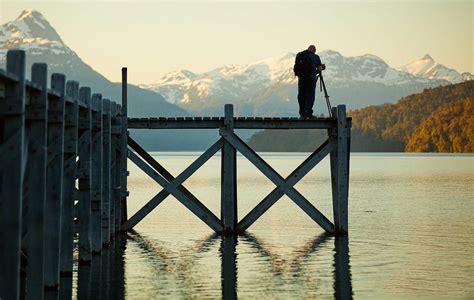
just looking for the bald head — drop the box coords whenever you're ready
[308,45,316,53]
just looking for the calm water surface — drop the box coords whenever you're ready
[74,153,474,299]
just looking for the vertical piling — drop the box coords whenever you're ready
[60,81,79,275]
[78,87,92,264]
[24,63,48,299]
[0,50,26,300]
[111,104,121,233]
[221,104,237,233]
[120,68,128,225]
[91,94,103,254]
[44,73,66,289]
[102,99,112,245]
[334,105,349,234]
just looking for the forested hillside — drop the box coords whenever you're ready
[248,80,474,152]
[405,98,473,152]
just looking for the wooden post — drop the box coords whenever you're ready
[334,105,349,234]
[60,80,79,276]
[329,107,339,233]
[101,99,111,245]
[120,68,128,225]
[110,103,119,234]
[113,104,122,232]
[0,50,26,300]
[91,93,103,254]
[44,73,66,289]
[220,104,237,233]
[24,63,48,299]
[78,87,92,264]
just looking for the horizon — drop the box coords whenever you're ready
[1,1,473,84]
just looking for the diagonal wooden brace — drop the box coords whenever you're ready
[126,140,224,232]
[238,138,335,232]
[220,129,335,233]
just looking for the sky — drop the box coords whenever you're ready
[1,0,473,84]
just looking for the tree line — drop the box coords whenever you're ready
[248,80,474,153]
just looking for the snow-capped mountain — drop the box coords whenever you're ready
[0,10,217,150]
[399,54,473,83]
[140,50,450,116]
[0,9,189,116]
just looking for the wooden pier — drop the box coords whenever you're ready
[0,49,351,299]
[0,50,128,299]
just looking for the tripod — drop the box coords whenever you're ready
[317,73,333,118]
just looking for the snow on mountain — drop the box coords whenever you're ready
[398,54,473,83]
[0,10,217,150]
[0,9,185,115]
[0,9,75,66]
[140,49,446,115]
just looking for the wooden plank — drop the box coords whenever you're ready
[77,87,92,264]
[101,99,112,246]
[220,104,237,232]
[24,63,48,299]
[122,138,224,231]
[0,50,26,300]
[237,139,334,232]
[44,73,66,289]
[60,80,79,276]
[335,105,349,234]
[90,93,103,254]
[120,68,128,226]
[127,118,340,129]
[128,150,224,232]
[220,130,334,233]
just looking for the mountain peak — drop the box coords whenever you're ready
[15,9,42,21]
[2,9,63,43]
[422,54,434,61]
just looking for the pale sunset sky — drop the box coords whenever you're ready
[1,0,472,84]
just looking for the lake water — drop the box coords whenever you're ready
[72,153,474,299]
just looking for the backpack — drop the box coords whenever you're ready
[293,51,312,77]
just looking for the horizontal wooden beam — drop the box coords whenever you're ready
[127,117,351,129]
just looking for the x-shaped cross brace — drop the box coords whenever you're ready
[122,137,224,232]
[219,128,336,233]
[123,130,336,234]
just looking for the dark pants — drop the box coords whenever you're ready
[297,76,317,117]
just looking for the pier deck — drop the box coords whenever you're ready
[0,49,351,299]
[128,116,351,129]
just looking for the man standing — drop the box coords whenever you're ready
[294,45,324,119]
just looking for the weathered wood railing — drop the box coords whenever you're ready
[0,50,129,299]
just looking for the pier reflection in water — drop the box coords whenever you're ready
[75,235,126,300]
[72,232,352,299]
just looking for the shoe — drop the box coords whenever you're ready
[306,115,318,120]
[299,115,306,120]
